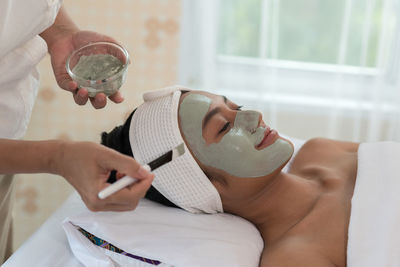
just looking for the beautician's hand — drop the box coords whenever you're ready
[40,7,124,109]
[55,141,154,211]
[49,31,125,109]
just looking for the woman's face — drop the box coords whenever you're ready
[178,91,294,210]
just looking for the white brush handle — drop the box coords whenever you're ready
[98,164,151,199]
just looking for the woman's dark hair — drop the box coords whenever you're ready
[101,109,179,209]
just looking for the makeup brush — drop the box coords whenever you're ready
[98,143,185,200]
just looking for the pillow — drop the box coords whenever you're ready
[63,198,263,267]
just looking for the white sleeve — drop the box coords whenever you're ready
[0,0,62,59]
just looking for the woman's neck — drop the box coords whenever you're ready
[235,172,321,243]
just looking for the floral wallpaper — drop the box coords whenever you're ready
[13,0,181,251]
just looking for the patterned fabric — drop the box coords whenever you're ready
[78,227,162,265]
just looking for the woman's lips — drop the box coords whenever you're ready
[256,127,279,149]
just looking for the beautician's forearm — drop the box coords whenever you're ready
[0,139,64,175]
[39,5,79,52]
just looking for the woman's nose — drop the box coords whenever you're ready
[234,110,262,132]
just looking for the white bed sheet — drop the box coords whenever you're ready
[3,191,85,267]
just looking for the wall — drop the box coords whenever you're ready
[12,0,181,251]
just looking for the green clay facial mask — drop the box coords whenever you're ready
[179,93,294,177]
[72,54,124,80]
[71,54,125,97]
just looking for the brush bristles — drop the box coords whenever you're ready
[173,143,185,159]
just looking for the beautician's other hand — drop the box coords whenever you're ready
[49,30,125,109]
[55,141,154,211]
[40,6,124,109]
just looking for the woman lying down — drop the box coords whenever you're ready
[102,86,400,267]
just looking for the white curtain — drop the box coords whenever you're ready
[179,0,400,142]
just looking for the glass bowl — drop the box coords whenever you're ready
[66,42,130,97]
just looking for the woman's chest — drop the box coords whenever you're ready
[285,140,359,266]
[291,191,353,267]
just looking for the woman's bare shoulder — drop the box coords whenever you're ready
[289,137,359,176]
[301,137,359,153]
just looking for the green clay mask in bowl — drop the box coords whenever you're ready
[66,42,130,97]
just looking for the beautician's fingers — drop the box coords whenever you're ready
[108,91,124,104]
[83,179,152,212]
[67,81,123,107]
[68,86,109,108]
[67,81,79,92]
[64,81,89,106]
[115,172,125,180]
[89,93,107,109]
[126,173,154,199]
[97,152,155,208]
[57,141,153,212]
[88,194,139,212]
[104,151,152,181]
[73,88,89,105]
[103,175,154,206]
[91,176,153,212]
[98,192,139,211]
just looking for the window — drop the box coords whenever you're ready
[218,0,385,67]
[179,0,400,109]
[178,0,400,141]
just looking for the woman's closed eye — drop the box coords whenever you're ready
[219,122,230,134]
[217,106,243,135]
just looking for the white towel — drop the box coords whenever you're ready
[347,142,400,267]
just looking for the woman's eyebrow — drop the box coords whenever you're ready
[202,95,227,130]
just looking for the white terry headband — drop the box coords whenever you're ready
[129,85,223,214]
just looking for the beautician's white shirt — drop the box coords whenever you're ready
[0,0,62,139]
